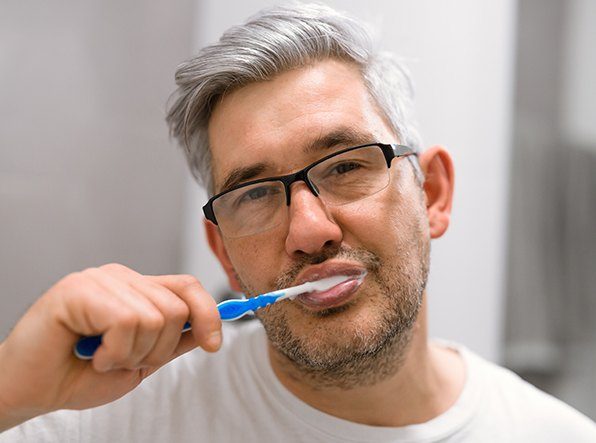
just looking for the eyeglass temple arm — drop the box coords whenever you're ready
[388,144,423,181]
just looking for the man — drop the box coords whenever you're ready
[0,3,594,442]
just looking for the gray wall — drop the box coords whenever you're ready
[505,0,596,420]
[0,1,194,337]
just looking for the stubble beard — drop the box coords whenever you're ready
[243,229,430,390]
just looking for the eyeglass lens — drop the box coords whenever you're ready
[212,145,391,237]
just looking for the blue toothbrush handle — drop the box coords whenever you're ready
[216,293,282,320]
[74,294,283,360]
[74,335,103,360]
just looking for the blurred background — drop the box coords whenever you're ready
[0,0,594,419]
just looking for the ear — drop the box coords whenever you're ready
[418,146,455,239]
[204,219,243,292]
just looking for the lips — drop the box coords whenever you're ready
[297,277,364,310]
[293,263,367,311]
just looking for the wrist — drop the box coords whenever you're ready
[0,343,36,432]
[0,380,29,432]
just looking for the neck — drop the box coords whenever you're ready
[267,295,465,427]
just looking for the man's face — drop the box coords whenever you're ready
[208,59,430,386]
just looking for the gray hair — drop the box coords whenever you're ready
[166,3,422,195]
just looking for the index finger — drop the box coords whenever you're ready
[145,274,222,352]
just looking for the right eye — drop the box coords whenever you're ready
[241,187,268,201]
[233,184,281,208]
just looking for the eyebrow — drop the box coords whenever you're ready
[217,126,377,193]
[219,164,269,194]
[303,127,376,156]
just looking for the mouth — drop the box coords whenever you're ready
[293,264,367,311]
[297,276,364,310]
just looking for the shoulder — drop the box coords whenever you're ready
[461,345,596,441]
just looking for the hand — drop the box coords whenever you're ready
[0,263,222,430]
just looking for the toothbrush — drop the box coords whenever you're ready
[74,273,364,360]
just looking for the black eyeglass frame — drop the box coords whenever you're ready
[202,143,417,226]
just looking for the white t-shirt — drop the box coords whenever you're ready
[2,321,595,442]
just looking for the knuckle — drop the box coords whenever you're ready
[54,275,77,296]
[79,266,105,280]
[169,298,190,320]
[115,311,139,330]
[178,274,203,291]
[100,263,129,273]
[50,271,94,303]
[142,312,165,332]
[146,281,190,320]
[61,270,88,287]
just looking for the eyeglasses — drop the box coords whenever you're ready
[203,143,417,238]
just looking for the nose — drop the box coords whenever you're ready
[284,182,343,257]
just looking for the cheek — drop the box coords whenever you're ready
[223,225,287,290]
[333,181,427,252]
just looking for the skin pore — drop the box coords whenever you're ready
[205,58,464,426]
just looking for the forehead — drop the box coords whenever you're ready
[207,59,394,192]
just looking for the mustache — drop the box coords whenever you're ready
[274,245,382,290]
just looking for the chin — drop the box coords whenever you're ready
[265,297,383,347]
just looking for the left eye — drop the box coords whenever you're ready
[331,161,361,174]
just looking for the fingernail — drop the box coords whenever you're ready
[206,330,222,350]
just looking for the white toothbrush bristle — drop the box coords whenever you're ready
[284,272,367,300]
